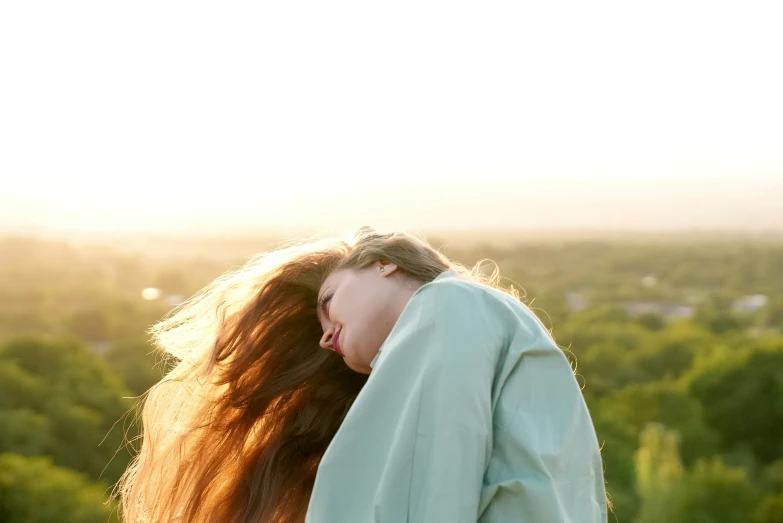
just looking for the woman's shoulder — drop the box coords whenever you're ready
[403,273,515,330]
[415,271,519,312]
[416,272,557,347]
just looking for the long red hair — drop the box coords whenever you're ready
[115,227,490,522]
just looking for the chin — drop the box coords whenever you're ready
[345,359,372,375]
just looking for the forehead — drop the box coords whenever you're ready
[319,268,350,294]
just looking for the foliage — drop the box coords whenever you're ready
[1,233,782,520]
[0,453,120,523]
[684,344,783,463]
[0,337,137,486]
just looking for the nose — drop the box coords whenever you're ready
[320,328,335,351]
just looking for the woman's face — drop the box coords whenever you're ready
[317,261,417,374]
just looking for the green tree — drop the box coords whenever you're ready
[634,425,760,523]
[632,321,717,382]
[696,310,750,334]
[104,336,166,396]
[65,308,110,341]
[0,337,136,485]
[755,494,783,523]
[637,313,665,331]
[597,382,719,467]
[678,458,760,523]
[634,423,684,523]
[0,408,52,456]
[0,453,120,523]
[685,345,783,463]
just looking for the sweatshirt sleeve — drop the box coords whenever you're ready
[477,340,609,522]
[306,280,500,523]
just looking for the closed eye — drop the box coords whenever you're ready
[318,291,334,320]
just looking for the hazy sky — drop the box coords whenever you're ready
[1,1,781,234]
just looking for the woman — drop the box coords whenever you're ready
[117,226,607,523]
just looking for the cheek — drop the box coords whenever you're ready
[351,296,379,324]
[336,285,372,323]
[353,303,389,346]
[343,302,373,333]
[337,282,386,339]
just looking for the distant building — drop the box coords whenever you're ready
[624,301,664,316]
[665,305,695,321]
[732,294,768,313]
[566,290,589,312]
[623,300,695,321]
[88,341,111,356]
[641,275,658,288]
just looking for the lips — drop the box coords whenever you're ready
[333,327,345,357]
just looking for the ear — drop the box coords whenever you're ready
[377,260,398,277]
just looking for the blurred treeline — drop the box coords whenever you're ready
[0,233,782,522]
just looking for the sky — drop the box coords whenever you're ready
[1,0,781,235]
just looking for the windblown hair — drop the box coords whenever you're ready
[115,226,510,523]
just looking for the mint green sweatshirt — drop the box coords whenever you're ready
[306,270,608,522]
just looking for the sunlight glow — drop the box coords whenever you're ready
[1,0,781,233]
